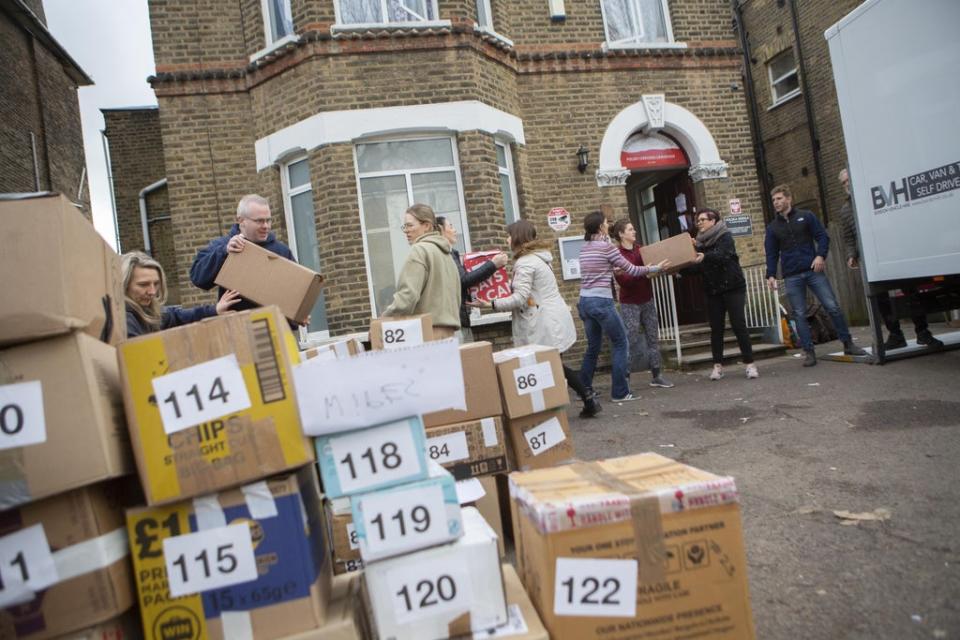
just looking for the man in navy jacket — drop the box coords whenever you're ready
[190,194,297,316]
[764,184,866,367]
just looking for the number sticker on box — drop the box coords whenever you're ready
[513,362,554,396]
[381,319,424,350]
[162,524,258,597]
[388,558,471,623]
[346,523,359,550]
[0,524,59,607]
[524,416,566,456]
[426,431,470,464]
[152,355,252,435]
[357,485,448,557]
[554,557,637,618]
[328,420,424,494]
[0,381,46,450]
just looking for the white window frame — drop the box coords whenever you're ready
[496,141,520,225]
[251,0,298,61]
[332,0,448,30]
[767,49,802,108]
[473,0,514,47]
[599,0,685,51]
[352,134,472,317]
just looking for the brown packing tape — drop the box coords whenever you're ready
[569,461,667,584]
[447,611,473,638]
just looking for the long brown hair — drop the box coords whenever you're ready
[507,220,552,258]
[122,251,166,331]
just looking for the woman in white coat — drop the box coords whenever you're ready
[473,220,601,417]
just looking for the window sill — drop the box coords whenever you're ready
[602,41,688,52]
[471,311,512,327]
[331,19,452,35]
[249,34,300,63]
[767,89,802,111]
[474,25,514,48]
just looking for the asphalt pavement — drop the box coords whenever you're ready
[564,325,960,639]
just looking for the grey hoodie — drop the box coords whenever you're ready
[384,232,462,329]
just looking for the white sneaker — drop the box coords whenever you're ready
[745,364,759,379]
[709,364,724,381]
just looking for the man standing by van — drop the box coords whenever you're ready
[765,184,867,366]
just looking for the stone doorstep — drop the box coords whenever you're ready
[675,342,787,369]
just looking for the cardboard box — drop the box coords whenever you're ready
[363,507,507,640]
[126,466,332,640]
[117,306,314,505]
[639,233,698,271]
[314,416,429,500]
[325,497,359,566]
[0,481,137,639]
[424,416,509,480]
[280,573,369,640]
[0,332,132,510]
[214,240,324,324]
[470,475,506,558]
[333,558,364,576]
[423,342,501,427]
[351,462,462,562]
[509,453,756,640]
[301,337,365,362]
[462,251,511,303]
[492,346,569,420]
[368,315,434,351]
[0,194,126,347]
[505,408,576,471]
[57,611,141,640]
[494,563,549,640]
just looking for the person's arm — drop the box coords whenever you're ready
[839,202,859,261]
[383,247,428,316]
[461,259,498,289]
[701,234,738,265]
[764,226,780,281]
[190,237,228,290]
[163,304,217,329]
[810,213,830,259]
[607,245,651,278]
[491,261,534,312]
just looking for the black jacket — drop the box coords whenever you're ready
[689,232,746,296]
[451,249,498,328]
[126,303,217,338]
[764,207,829,279]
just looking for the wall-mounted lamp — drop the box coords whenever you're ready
[576,145,589,174]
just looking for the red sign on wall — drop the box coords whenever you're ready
[463,251,511,302]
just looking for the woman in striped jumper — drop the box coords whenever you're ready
[577,211,668,403]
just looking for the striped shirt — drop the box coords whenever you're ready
[578,237,651,298]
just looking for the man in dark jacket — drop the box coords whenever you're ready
[838,169,943,351]
[764,184,867,366]
[190,194,298,316]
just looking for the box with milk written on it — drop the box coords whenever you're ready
[126,466,332,640]
[314,416,430,499]
[214,240,325,325]
[424,416,509,480]
[117,306,314,506]
[351,461,462,562]
[493,346,569,420]
[363,507,507,640]
[368,315,434,351]
[0,480,137,640]
[0,332,132,511]
[505,408,576,471]
[509,453,756,640]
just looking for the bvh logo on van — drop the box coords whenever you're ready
[871,161,960,211]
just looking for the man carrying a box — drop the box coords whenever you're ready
[190,194,296,314]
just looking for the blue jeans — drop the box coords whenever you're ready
[784,271,852,351]
[578,297,631,400]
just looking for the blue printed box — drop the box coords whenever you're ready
[314,416,429,499]
[351,461,462,562]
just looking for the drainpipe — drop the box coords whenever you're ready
[788,0,830,224]
[101,130,121,250]
[139,178,167,255]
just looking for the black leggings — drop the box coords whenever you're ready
[706,288,754,364]
[563,364,591,404]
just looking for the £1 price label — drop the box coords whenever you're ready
[0,524,59,608]
[152,354,252,435]
[357,484,448,557]
[0,381,46,451]
[387,558,471,624]
[554,557,637,618]
[328,419,423,494]
[523,416,566,456]
[426,431,470,464]
[380,319,424,350]
[512,362,554,396]
[162,524,258,597]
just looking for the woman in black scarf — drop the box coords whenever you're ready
[691,209,758,380]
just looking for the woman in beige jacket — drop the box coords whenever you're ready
[474,220,600,417]
[383,204,461,337]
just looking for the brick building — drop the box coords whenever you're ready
[134,0,776,354]
[0,0,91,214]
[735,0,868,323]
[102,107,181,303]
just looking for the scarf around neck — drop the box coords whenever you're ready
[696,220,729,249]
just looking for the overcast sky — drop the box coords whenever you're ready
[45,0,156,250]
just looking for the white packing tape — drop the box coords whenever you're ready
[221,610,254,640]
[519,353,546,413]
[480,417,498,448]
[193,494,226,530]
[333,341,349,358]
[241,481,278,519]
[53,528,129,583]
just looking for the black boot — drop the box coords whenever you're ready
[917,331,944,348]
[802,350,817,367]
[883,332,907,350]
[580,397,602,418]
